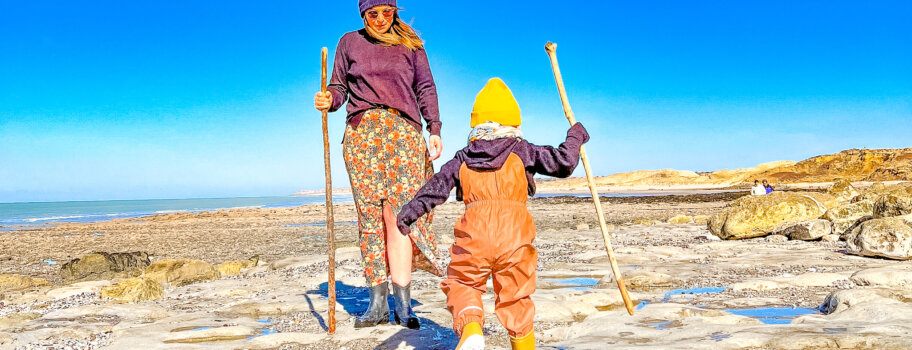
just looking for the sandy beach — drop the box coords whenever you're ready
[2,190,912,349]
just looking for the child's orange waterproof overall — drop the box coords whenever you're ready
[443,152,537,338]
[398,78,588,349]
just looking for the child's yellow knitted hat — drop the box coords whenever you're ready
[470,78,521,128]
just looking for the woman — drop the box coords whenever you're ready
[313,0,443,330]
[763,179,774,194]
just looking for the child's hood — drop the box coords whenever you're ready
[461,138,523,171]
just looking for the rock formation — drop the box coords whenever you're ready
[142,259,220,287]
[59,252,150,282]
[708,192,827,239]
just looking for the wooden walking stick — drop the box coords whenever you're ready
[320,47,337,333]
[545,42,635,316]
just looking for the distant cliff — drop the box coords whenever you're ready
[538,148,912,190]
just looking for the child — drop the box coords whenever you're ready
[397,78,588,350]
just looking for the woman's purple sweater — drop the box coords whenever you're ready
[328,29,441,136]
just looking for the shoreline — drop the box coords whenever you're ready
[2,190,733,232]
[8,180,901,232]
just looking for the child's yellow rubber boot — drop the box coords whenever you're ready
[455,322,484,350]
[510,330,535,350]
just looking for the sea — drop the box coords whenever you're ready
[0,195,353,231]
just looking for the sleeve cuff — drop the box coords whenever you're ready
[328,87,344,112]
[570,123,590,143]
[428,122,442,137]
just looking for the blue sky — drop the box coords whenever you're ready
[1,1,910,202]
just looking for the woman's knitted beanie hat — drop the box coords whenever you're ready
[359,0,397,14]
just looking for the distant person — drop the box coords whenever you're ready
[751,180,766,195]
[763,179,774,194]
[313,0,444,330]
[398,78,589,350]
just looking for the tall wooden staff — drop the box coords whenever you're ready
[320,47,337,333]
[545,42,635,315]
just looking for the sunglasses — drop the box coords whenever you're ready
[366,7,397,20]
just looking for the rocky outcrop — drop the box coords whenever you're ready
[709,192,828,240]
[632,218,657,226]
[100,278,163,302]
[850,265,912,290]
[778,219,833,241]
[0,274,49,291]
[874,193,912,218]
[824,200,874,235]
[827,179,860,202]
[845,216,912,260]
[854,182,912,203]
[60,252,150,282]
[142,259,220,287]
[818,288,909,319]
[217,256,260,277]
[667,215,694,224]
[803,192,839,210]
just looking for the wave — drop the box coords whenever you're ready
[153,210,188,215]
[23,215,91,223]
[19,212,144,224]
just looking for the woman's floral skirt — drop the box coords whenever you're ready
[343,108,444,286]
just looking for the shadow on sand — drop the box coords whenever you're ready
[305,282,460,349]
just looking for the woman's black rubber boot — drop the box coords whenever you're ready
[354,282,390,328]
[392,282,420,330]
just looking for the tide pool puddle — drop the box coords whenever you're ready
[548,277,600,291]
[662,286,726,302]
[725,307,818,324]
[646,320,682,330]
[246,319,276,341]
[710,332,730,341]
[246,328,277,341]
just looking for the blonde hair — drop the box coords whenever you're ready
[363,16,424,51]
